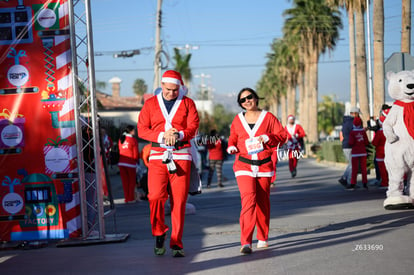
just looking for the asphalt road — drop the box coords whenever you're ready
[1,157,414,275]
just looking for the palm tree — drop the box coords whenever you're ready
[326,0,358,107]
[259,38,290,122]
[401,0,411,54]
[132,78,148,96]
[173,48,192,88]
[257,73,281,117]
[96,81,107,91]
[276,38,300,121]
[283,0,342,143]
[318,95,345,136]
[280,33,305,130]
[257,49,281,117]
[354,0,370,122]
[328,0,382,120]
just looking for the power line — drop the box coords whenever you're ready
[87,59,350,73]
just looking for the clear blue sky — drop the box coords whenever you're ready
[90,0,412,103]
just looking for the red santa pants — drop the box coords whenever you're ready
[236,175,271,245]
[377,160,389,187]
[351,156,367,185]
[289,150,300,172]
[119,166,137,202]
[148,159,191,249]
[271,150,278,183]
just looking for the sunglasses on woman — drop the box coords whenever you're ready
[239,94,254,104]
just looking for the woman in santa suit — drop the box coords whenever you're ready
[227,87,287,254]
[285,115,306,178]
[138,70,199,257]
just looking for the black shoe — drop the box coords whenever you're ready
[218,183,224,188]
[154,234,166,256]
[240,244,252,254]
[172,245,185,257]
[345,184,356,191]
[338,178,348,187]
[291,169,297,178]
[363,183,368,189]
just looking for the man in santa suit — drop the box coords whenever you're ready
[138,70,199,257]
[285,115,306,178]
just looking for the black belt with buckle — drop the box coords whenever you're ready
[238,156,272,166]
[152,141,189,149]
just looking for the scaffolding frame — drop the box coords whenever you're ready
[57,0,128,245]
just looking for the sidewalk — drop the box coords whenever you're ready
[1,158,414,275]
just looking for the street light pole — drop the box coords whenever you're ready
[366,0,374,119]
[195,73,211,99]
[175,44,199,54]
[153,0,162,92]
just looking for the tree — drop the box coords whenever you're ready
[318,95,345,136]
[197,111,214,135]
[401,0,411,54]
[197,104,235,137]
[132,78,147,96]
[283,0,342,143]
[257,48,283,117]
[326,0,358,107]
[96,80,107,91]
[354,0,370,122]
[212,104,235,137]
[173,48,192,86]
[274,38,300,122]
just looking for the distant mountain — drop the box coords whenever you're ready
[212,92,240,114]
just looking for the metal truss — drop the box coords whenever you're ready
[68,0,105,239]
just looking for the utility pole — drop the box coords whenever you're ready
[153,0,162,92]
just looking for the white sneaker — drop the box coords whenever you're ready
[257,240,268,249]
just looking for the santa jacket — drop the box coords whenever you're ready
[227,111,287,177]
[118,134,139,168]
[371,128,386,160]
[285,123,306,150]
[138,91,199,161]
[207,138,224,160]
[348,127,369,157]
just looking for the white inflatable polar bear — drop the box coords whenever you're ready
[383,70,414,210]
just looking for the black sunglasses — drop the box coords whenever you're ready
[239,94,254,104]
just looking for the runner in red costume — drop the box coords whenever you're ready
[138,70,199,257]
[372,109,390,188]
[347,116,369,190]
[118,125,139,203]
[227,87,287,254]
[285,115,306,178]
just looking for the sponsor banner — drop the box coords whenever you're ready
[0,0,81,242]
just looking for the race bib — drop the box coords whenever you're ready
[245,137,263,155]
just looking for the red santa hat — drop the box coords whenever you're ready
[353,116,362,127]
[161,70,184,86]
[287,115,295,121]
